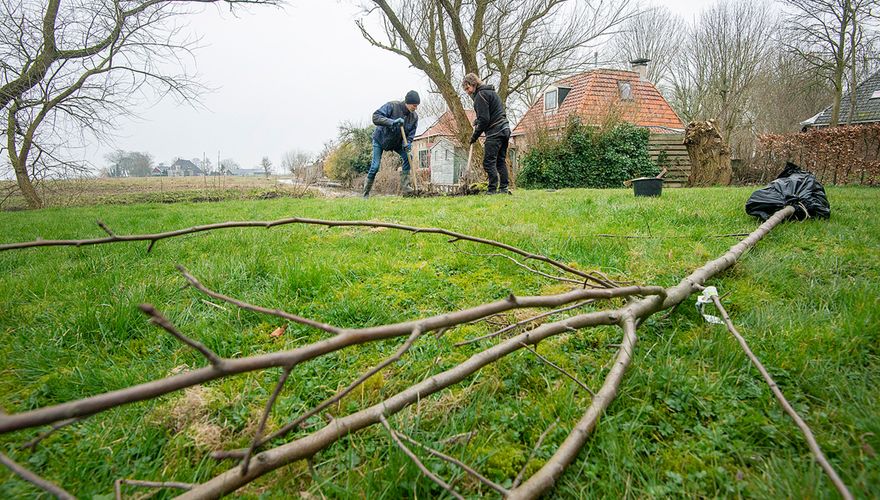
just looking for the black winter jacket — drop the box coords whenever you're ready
[371,101,418,151]
[470,84,509,143]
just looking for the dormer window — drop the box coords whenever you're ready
[543,86,571,114]
[544,88,558,113]
[618,81,633,101]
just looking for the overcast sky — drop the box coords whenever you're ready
[85,0,719,172]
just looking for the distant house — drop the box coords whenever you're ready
[801,70,880,129]
[512,61,691,186]
[412,110,479,186]
[151,164,168,176]
[167,159,204,177]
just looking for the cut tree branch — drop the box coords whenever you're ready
[709,295,854,500]
[0,216,612,286]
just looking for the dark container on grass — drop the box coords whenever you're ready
[632,177,663,197]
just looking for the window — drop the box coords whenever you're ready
[618,81,633,101]
[419,150,428,169]
[445,149,450,160]
[544,89,558,112]
[871,90,880,99]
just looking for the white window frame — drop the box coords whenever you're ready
[544,88,558,113]
[618,81,633,101]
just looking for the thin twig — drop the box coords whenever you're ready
[0,216,611,287]
[20,417,83,451]
[240,366,293,475]
[178,266,340,335]
[512,418,559,488]
[138,304,224,367]
[520,343,595,396]
[96,219,115,237]
[395,429,509,495]
[114,478,193,500]
[455,299,595,347]
[709,295,854,500]
[0,452,75,500]
[379,415,465,500]
[595,232,751,239]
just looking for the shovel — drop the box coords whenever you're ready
[399,126,419,194]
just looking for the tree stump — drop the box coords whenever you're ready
[684,120,732,186]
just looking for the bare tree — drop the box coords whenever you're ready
[0,0,280,209]
[749,34,835,134]
[669,0,777,146]
[219,157,239,174]
[780,0,880,127]
[281,149,313,174]
[260,156,273,177]
[607,6,687,94]
[356,0,635,145]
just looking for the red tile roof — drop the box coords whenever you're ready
[416,110,477,139]
[512,69,684,136]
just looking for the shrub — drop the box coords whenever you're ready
[518,119,659,189]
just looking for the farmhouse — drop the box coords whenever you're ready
[512,61,691,186]
[412,110,478,186]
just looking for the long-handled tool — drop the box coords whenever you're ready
[399,126,419,194]
[463,143,474,190]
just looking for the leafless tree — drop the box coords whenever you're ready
[0,0,280,209]
[260,156,273,178]
[669,0,777,147]
[281,149,313,174]
[356,0,636,145]
[780,0,880,126]
[606,5,687,94]
[219,157,239,174]
[749,34,835,134]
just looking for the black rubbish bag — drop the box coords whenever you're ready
[745,162,831,221]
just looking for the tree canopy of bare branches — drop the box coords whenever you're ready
[0,0,280,209]
[607,6,686,93]
[669,0,777,145]
[780,0,880,127]
[356,0,635,145]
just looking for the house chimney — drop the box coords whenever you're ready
[630,58,650,81]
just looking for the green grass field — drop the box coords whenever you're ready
[1,187,878,498]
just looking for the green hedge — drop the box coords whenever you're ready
[518,119,659,189]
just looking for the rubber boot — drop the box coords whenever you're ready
[399,171,414,196]
[362,176,375,198]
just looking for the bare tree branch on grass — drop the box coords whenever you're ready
[709,295,854,500]
[1,206,829,499]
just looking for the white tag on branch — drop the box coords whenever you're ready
[696,286,724,325]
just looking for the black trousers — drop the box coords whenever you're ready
[482,128,510,192]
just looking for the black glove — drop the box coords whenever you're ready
[392,117,405,127]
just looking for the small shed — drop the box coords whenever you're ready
[430,138,467,185]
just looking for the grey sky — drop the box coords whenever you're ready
[88,0,717,172]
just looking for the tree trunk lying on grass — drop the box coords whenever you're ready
[0,206,850,499]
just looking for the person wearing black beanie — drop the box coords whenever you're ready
[363,91,420,197]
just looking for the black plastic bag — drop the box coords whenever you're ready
[745,162,831,221]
